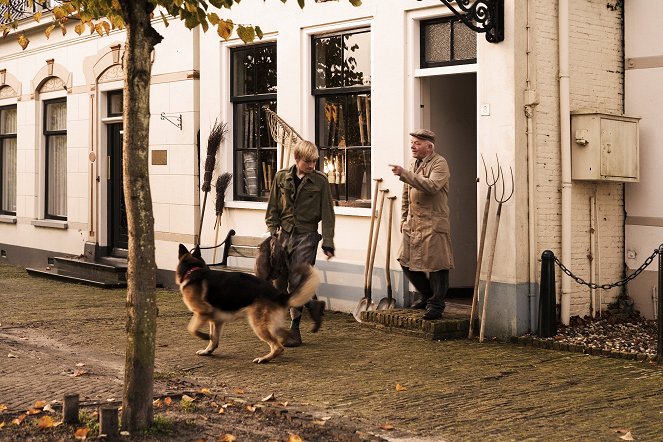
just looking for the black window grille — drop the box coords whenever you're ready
[231,43,277,201]
[312,28,371,207]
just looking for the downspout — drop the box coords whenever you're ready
[559,0,572,325]
[525,0,538,332]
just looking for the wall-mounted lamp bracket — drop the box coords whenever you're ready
[434,0,504,43]
[161,112,182,130]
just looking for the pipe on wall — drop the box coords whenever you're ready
[559,0,572,325]
[525,0,539,332]
[590,194,596,317]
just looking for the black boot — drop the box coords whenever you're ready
[422,270,448,320]
[308,299,325,333]
[410,297,428,309]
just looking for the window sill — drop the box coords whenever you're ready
[0,215,17,224]
[31,219,68,229]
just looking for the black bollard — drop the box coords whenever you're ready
[538,250,557,338]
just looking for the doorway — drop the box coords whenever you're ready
[422,73,477,297]
[108,123,128,253]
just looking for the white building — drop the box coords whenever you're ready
[1,0,652,337]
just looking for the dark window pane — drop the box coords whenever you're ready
[314,36,343,89]
[233,48,255,96]
[255,45,277,94]
[345,93,370,147]
[46,101,67,132]
[108,92,123,116]
[345,148,371,203]
[343,32,371,87]
[316,95,344,148]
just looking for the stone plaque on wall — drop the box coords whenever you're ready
[152,150,167,165]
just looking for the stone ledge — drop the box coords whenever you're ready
[360,308,471,340]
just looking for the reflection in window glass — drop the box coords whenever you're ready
[0,106,17,214]
[231,43,277,201]
[313,29,371,206]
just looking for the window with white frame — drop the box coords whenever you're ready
[44,98,67,219]
[230,42,277,201]
[0,105,17,215]
[312,28,371,207]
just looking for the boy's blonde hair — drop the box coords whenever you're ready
[293,140,319,162]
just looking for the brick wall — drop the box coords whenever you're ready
[534,0,624,317]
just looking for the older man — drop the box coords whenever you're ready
[389,129,454,320]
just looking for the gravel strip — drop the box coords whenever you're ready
[518,314,660,359]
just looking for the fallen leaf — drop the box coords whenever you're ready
[287,434,303,442]
[199,388,211,395]
[234,388,245,394]
[74,427,89,440]
[12,414,25,425]
[26,408,41,415]
[43,404,55,413]
[7,353,17,358]
[380,423,395,430]
[153,399,163,408]
[261,393,275,402]
[0,404,7,412]
[614,429,630,434]
[0,422,5,429]
[218,408,225,414]
[218,434,236,442]
[72,369,88,377]
[620,432,635,441]
[75,362,85,367]
[164,397,173,406]
[37,415,55,428]
[246,405,256,413]
[181,395,195,403]
[120,431,130,436]
[278,401,289,407]
[210,401,219,408]
[395,384,407,391]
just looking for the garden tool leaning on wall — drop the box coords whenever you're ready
[353,179,384,321]
[377,195,398,310]
[468,156,499,338]
[479,163,514,343]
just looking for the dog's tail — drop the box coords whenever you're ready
[287,264,320,308]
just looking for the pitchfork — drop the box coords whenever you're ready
[479,161,514,343]
[468,155,500,339]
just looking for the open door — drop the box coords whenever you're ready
[108,123,128,254]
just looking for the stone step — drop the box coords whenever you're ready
[359,305,475,340]
[26,266,127,289]
[26,255,128,288]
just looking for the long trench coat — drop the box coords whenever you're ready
[397,151,454,272]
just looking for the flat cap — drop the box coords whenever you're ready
[409,129,436,143]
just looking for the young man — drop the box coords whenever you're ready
[389,129,454,320]
[265,140,335,346]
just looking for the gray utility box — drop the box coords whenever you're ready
[571,112,640,182]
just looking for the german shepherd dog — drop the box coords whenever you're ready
[176,244,319,363]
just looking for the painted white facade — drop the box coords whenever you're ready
[0,0,643,337]
[624,0,663,319]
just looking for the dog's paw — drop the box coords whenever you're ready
[252,357,270,364]
[196,349,214,356]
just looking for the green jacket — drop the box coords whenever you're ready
[266,166,335,250]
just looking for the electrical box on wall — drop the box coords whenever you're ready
[571,112,640,182]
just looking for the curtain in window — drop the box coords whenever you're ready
[2,138,16,213]
[47,134,67,218]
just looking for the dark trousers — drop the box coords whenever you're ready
[274,231,321,322]
[401,265,449,314]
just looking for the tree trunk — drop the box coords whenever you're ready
[119,0,163,432]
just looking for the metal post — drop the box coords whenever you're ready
[658,246,662,361]
[538,250,557,338]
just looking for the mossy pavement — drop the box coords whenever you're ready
[1,262,662,441]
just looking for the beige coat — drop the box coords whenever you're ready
[397,151,454,272]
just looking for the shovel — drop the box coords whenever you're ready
[377,196,397,310]
[353,179,383,321]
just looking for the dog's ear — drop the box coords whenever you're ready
[178,244,189,258]
[192,246,202,259]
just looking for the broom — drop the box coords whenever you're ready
[212,172,233,263]
[197,120,228,246]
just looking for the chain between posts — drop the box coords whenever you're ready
[553,248,661,290]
